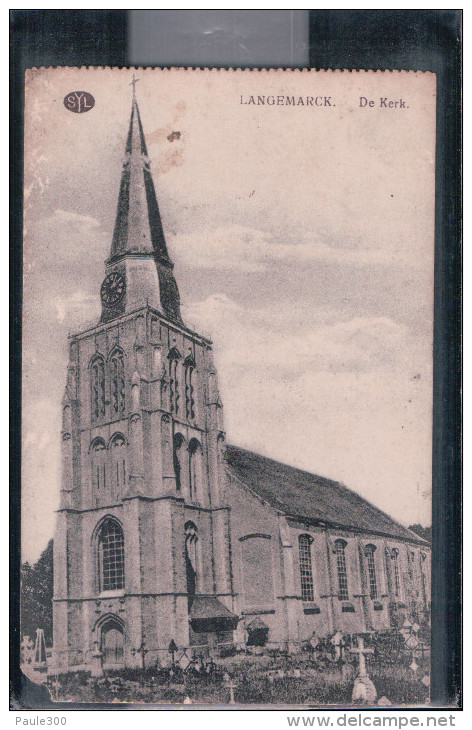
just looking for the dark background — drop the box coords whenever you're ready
[10,9,461,709]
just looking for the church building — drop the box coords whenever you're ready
[52,90,431,672]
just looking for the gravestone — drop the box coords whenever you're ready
[48,675,61,701]
[33,628,47,672]
[330,631,344,660]
[21,635,34,664]
[178,653,191,671]
[351,636,377,704]
[223,673,237,704]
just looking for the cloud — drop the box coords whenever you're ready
[53,289,100,325]
[172,226,276,272]
[171,224,391,273]
[183,293,431,528]
[24,209,107,278]
[45,208,101,230]
[185,294,408,379]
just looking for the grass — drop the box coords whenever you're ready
[49,655,430,707]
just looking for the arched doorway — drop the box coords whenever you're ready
[100,617,124,668]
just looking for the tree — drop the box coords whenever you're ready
[20,540,53,645]
[408,524,432,543]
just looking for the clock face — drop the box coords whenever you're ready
[100,272,126,306]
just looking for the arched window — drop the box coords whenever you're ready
[334,539,349,600]
[168,348,181,415]
[62,404,71,434]
[97,519,125,592]
[110,434,126,499]
[150,316,159,342]
[91,356,105,422]
[109,349,125,416]
[184,355,196,421]
[188,438,202,502]
[173,433,185,491]
[91,438,107,506]
[364,544,378,599]
[185,521,199,599]
[391,548,401,597]
[407,550,415,582]
[298,534,314,602]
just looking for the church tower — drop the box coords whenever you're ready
[53,85,238,672]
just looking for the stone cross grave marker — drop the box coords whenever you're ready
[350,636,373,678]
[351,636,377,704]
[331,631,344,660]
[131,641,148,670]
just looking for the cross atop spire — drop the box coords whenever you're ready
[130,73,139,98]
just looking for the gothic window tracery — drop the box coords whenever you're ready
[188,438,202,503]
[407,550,415,583]
[334,539,349,600]
[168,348,181,415]
[110,434,126,499]
[62,404,71,435]
[109,349,125,416]
[391,548,401,597]
[364,544,378,600]
[91,438,107,506]
[185,521,199,599]
[91,356,105,422]
[298,534,315,602]
[97,518,125,592]
[173,433,185,491]
[184,356,196,421]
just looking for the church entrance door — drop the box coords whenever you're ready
[101,619,124,668]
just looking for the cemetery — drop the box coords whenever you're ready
[23,623,430,706]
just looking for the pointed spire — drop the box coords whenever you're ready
[110,89,171,264]
[107,82,183,323]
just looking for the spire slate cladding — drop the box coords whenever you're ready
[108,89,183,323]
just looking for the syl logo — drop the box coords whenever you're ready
[64,91,95,113]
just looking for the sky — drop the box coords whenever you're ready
[22,68,436,563]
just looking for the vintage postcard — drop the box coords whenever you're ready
[21,67,435,706]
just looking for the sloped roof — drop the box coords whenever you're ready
[189,597,238,621]
[189,596,239,631]
[224,445,427,545]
